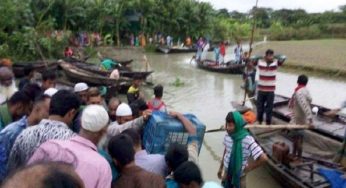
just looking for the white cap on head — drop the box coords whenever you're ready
[74,82,89,93]
[116,103,132,117]
[312,106,319,114]
[44,88,58,97]
[81,105,109,132]
[202,182,223,188]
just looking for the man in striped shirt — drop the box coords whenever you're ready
[254,49,284,125]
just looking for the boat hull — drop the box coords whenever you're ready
[59,63,125,87]
[13,61,58,78]
[271,95,345,142]
[156,46,214,54]
[196,60,244,74]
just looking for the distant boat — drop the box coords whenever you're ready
[59,62,130,87]
[156,46,214,54]
[196,59,244,74]
[64,57,133,70]
[70,61,153,80]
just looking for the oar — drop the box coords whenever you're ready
[245,124,311,129]
[205,126,225,133]
[242,0,259,106]
[189,55,196,64]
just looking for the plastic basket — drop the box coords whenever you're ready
[143,111,206,155]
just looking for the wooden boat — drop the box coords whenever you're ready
[196,59,245,74]
[64,57,133,67]
[13,61,58,78]
[250,127,340,188]
[272,94,345,142]
[231,102,343,188]
[156,46,214,54]
[71,62,153,79]
[59,62,130,87]
[113,59,133,66]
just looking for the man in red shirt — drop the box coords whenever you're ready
[147,85,167,112]
[219,42,226,64]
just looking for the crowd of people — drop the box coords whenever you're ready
[0,52,283,188]
[1,46,346,188]
[0,60,225,188]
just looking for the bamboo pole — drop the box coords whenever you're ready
[242,0,259,106]
[206,124,310,133]
[245,124,310,129]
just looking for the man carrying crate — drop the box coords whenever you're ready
[165,111,199,188]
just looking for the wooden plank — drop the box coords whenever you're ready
[245,124,310,129]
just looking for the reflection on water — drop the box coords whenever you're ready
[133,48,346,187]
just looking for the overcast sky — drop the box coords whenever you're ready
[199,0,345,13]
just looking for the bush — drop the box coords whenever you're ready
[269,22,346,40]
[144,44,156,52]
[269,25,321,40]
[1,28,70,61]
[319,24,346,38]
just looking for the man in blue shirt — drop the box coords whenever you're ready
[0,91,32,130]
[0,95,50,182]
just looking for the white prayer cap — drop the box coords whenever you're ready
[74,82,89,93]
[312,106,319,114]
[81,105,109,132]
[44,88,58,97]
[116,103,132,117]
[202,182,223,188]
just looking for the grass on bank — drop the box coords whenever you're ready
[253,39,346,78]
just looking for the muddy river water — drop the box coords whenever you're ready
[112,46,346,187]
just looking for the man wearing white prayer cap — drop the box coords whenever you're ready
[106,103,152,140]
[115,103,133,124]
[74,82,89,105]
[28,105,112,188]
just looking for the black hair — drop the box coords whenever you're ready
[108,97,120,105]
[22,83,43,101]
[297,74,308,85]
[165,143,188,171]
[87,87,100,97]
[154,84,163,98]
[34,94,47,102]
[33,94,50,107]
[130,103,140,118]
[42,167,82,188]
[23,64,34,76]
[122,128,141,147]
[42,70,57,81]
[225,112,234,123]
[138,99,148,111]
[8,91,31,106]
[130,99,148,118]
[108,134,135,166]
[265,49,274,56]
[132,74,143,81]
[49,90,80,117]
[174,161,203,186]
[2,162,82,188]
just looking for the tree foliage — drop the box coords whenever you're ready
[0,0,345,60]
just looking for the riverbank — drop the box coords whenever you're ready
[253,39,346,79]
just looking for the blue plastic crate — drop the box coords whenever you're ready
[143,111,206,155]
